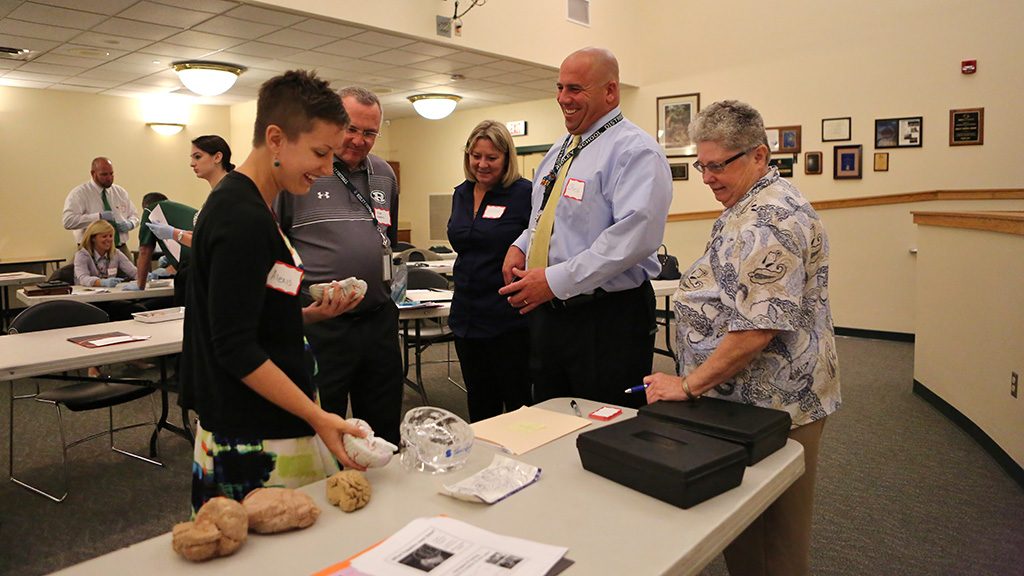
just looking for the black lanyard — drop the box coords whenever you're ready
[332,160,389,248]
[538,113,623,210]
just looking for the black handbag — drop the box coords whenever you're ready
[655,244,681,280]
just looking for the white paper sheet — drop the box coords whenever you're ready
[351,516,567,576]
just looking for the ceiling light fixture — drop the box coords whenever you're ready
[172,60,245,97]
[408,93,462,120]
[147,122,185,136]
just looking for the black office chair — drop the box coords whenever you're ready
[392,241,416,252]
[397,248,442,263]
[400,269,460,404]
[7,300,162,502]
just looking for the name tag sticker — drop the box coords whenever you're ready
[266,261,303,296]
[374,208,391,226]
[482,205,506,219]
[563,178,585,201]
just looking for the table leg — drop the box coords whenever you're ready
[149,356,193,457]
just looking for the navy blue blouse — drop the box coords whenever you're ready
[447,177,533,338]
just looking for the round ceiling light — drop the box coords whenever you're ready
[407,93,462,120]
[172,60,246,97]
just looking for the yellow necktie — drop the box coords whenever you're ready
[528,136,580,269]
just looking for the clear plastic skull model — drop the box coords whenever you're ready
[399,407,474,474]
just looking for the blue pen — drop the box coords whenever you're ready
[623,383,649,394]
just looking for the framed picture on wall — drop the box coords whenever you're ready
[875,116,922,148]
[949,108,984,146]
[769,157,794,177]
[834,145,862,179]
[768,125,801,153]
[656,93,700,156]
[669,161,688,181]
[874,152,889,172]
[804,151,822,175]
[822,117,852,142]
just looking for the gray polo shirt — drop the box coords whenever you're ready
[276,154,399,311]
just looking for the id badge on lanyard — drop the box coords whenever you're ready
[382,240,393,282]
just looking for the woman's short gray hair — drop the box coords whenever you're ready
[688,100,769,155]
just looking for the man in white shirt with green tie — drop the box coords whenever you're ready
[62,157,140,257]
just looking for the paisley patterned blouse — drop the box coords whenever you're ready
[674,167,841,426]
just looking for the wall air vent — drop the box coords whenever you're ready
[567,0,590,26]
[0,46,33,61]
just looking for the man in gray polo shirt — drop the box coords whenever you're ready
[276,86,402,445]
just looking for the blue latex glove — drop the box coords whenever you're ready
[148,268,169,280]
[157,256,171,268]
[146,222,175,240]
[99,210,116,222]
[122,281,141,291]
[113,219,132,233]
[98,277,121,288]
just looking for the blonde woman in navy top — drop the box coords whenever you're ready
[447,120,533,421]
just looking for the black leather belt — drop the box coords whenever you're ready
[549,289,609,309]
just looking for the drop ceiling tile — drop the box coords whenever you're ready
[330,59,401,75]
[4,69,70,83]
[52,43,127,61]
[314,38,385,59]
[363,49,434,66]
[485,60,534,73]
[228,40,303,59]
[75,66,146,81]
[278,50,354,69]
[59,76,121,88]
[0,19,79,42]
[258,28,333,50]
[91,18,178,41]
[141,42,213,60]
[8,3,105,28]
[410,58,465,74]
[116,52,172,66]
[347,30,413,49]
[119,1,212,29]
[405,73,457,86]
[0,33,60,52]
[448,78,502,91]
[373,78,437,91]
[49,83,105,93]
[71,32,153,52]
[486,71,536,85]
[16,61,83,75]
[129,72,182,88]
[35,53,104,67]
[97,58,165,74]
[164,30,244,51]
[149,0,237,14]
[232,67,279,86]
[193,15,278,39]
[290,18,361,38]
[403,42,459,58]
[32,0,137,15]
[452,65,504,80]
[446,51,498,66]
[521,67,558,79]
[226,4,304,26]
[382,66,442,80]
[209,51,275,69]
[0,77,51,88]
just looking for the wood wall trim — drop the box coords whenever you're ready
[667,188,1024,223]
[912,211,1024,237]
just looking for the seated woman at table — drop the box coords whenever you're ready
[180,70,367,514]
[75,219,138,289]
[447,120,533,422]
[643,100,841,576]
[74,219,145,376]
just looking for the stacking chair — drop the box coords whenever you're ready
[392,241,416,252]
[48,263,75,284]
[396,247,442,264]
[7,300,161,502]
[400,268,460,404]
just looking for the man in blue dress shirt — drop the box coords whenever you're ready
[500,47,672,408]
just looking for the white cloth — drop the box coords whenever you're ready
[62,180,139,244]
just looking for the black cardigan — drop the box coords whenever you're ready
[179,171,313,438]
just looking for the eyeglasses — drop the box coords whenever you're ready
[693,148,753,174]
[345,125,379,140]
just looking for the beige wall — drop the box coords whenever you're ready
[913,224,1024,467]
[0,87,232,265]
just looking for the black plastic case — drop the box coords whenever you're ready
[576,416,747,509]
[639,397,792,466]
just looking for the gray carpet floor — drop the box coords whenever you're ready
[0,334,1021,575]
